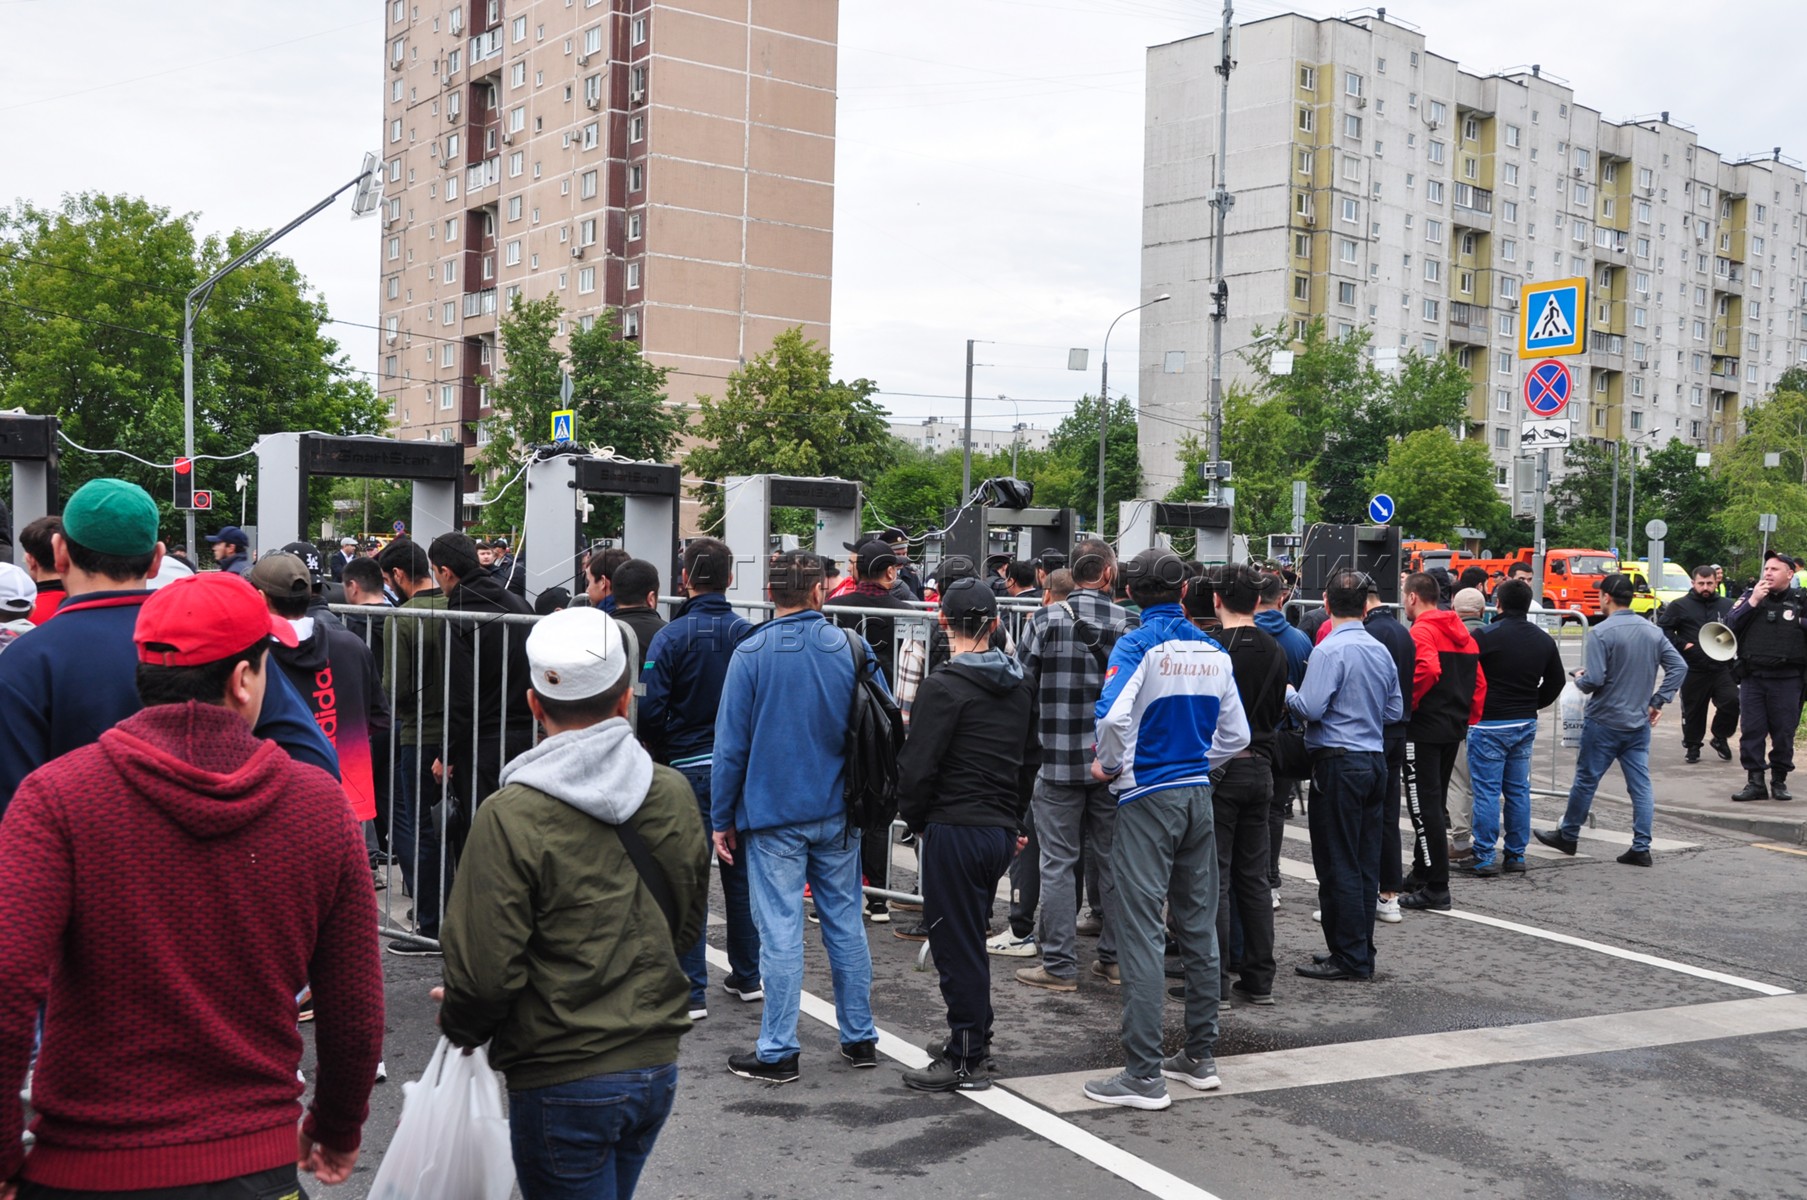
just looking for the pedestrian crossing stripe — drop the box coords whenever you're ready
[1518,276,1587,358]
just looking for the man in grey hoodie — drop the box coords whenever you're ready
[438,607,710,1199]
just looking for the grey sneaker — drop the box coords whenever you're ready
[1082,1070,1171,1110]
[1160,1052,1222,1092]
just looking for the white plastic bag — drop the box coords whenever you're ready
[1558,678,1586,749]
[368,1037,515,1200]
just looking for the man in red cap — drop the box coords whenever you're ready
[0,572,384,1197]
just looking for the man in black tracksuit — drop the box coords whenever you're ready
[429,532,535,863]
[1361,589,1416,918]
[1657,565,1739,764]
[896,579,1039,1092]
[1197,566,1288,1006]
[1725,551,1807,801]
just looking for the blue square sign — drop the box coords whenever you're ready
[1518,276,1587,358]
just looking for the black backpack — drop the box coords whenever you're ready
[841,630,905,830]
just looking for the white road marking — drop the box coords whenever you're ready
[704,946,1225,1200]
[1280,822,1590,861]
[1003,993,1807,1112]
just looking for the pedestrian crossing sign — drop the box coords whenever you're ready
[551,409,575,443]
[1518,277,1587,358]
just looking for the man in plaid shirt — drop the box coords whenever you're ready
[1012,538,1138,990]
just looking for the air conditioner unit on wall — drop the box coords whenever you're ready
[630,88,645,104]
[571,246,585,259]
[585,97,600,110]
[576,52,591,65]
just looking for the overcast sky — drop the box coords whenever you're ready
[7,0,1800,441]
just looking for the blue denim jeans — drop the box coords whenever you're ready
[676,764,761,1006]
[743,814,876,1061]
[509,1063,678,1200]
[1467,720,1538,865]
[1560,720,1654,852]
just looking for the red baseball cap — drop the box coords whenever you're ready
[135,572,299,666]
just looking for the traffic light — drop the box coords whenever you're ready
[174,457,194,509]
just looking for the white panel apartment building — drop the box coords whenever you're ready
[1138,12,1807,497]
[887,418,1051,457]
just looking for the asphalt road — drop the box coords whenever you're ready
[312,782,1807,1200]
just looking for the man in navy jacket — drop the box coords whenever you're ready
[642,537,760,1018]
[711,551,882,1085]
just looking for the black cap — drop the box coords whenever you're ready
[935,554,979,585]
[854,540,901,578]
[940,576,998,624]
[1765,550,1798,570]
[1037,548,1068,571]
[278,540,325,585]
[1599,573,1637,604]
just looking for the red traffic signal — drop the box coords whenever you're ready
[192,490,213,511]
[174,457,195,508]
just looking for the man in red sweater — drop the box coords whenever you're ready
[0,572,384,1197]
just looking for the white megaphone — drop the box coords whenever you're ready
[1699,621,1737,662]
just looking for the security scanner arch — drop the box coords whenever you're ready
[1117,499,1238,564]
[0,415,60,568]
[520,450,681,604]
[256,433,463,556]
[722,474,862,619]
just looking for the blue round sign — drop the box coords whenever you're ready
[392,520,406,535]
[1523,359,1573,417]
[1368,493,1396,524]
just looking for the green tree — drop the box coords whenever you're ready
[567,308,684,463]
[0,193,383,545]
[1631,438,1729,572]
[1039,395,1140,535]
[472,295,565,533]
[1368,428,1508,545]
[1548,440,1621,551]
[684,328,895,532]
[1718,385,1807,576]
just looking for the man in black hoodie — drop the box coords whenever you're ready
[896,579,1039,1092]
[1657,565,1738,764]
[429,532,535,862]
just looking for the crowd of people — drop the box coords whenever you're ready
[4,475,1803,1197]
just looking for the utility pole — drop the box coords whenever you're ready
[1531,450,1548,593]
[962,339,976,500]
[1205,0,1236,504]
[1608,439,1621,557]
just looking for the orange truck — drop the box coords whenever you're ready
[1405,546,1621,618]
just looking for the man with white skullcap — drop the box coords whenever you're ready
[436,606,710,1198]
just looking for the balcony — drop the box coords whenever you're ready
[1589,331,1626,372]
[1452,184,1493,231]
[469,29,502,66]
[1447,302,1490,345]
[462,288,498,320]
[465,157,500,194]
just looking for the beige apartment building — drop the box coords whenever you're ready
[1139,11,1807,499]
[375,0,836,490]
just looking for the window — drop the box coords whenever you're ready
[629,115,645,142]
[580,170,598,199]
[584,25,603,54]
[512,14,525,40]
[505,239,521,266]
[1497,350,1513,375]
[1428,100,1447,125]
[578,266,596,294]
[1337,280,1357,305]
[444,216,458,241]
[1494,426,1510,449]
[442,302,455,326]
[1458,270,1474,295]
[1344,113,1362,139]
[442,259,456,284]
[579,218,596,245]
[389,118,402,143]
[1504,123,1521,148]
[1426,179,1444,204]
[625,262,641,289]
[440,342,456,369]
[387,236,400,261]
[1638,166,1654,189]
[508,151,523,177]
[1572,219,1588,244]
[1693,318,1707,340]
[632,16,647,44]
[582,123,599,149]
[1343,154,1361,181]
[629,165,643,192]
[1498,313,1516,337]
[1339,238,1357,264]
[1424,258,1441,283]
[1754,235,1767,255]
[511,61,526,88]
[1502,200,1518,224]
[1294,191,1311,218]
[1345,71,1362,96]
[1299,65,1316,91]
[1501,238,1518,263]
[386,274,399,300]
[1424,299,1440,321]
[1340,197,1359,223]
[1296,148,1313,175]
[1573,183,1590,206]
[1428,140,1446,165]
[628,212,643,241]
[1636,236,1651,258]
[439,385,456,410]
[1298,107,1315,133]
[1425,219,1443,244]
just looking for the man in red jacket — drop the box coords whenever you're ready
[0,572,384,1197]
[1399,571,1486,913]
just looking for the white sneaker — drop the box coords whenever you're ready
[688,1006,708,1021]
[1271,888,1282,910]
[1311,909,1321,923]
[986,930,1039,957]
[1375,896,1402,924]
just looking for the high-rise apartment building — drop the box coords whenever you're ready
[376,0,836,490]
[1138,12,1807,499]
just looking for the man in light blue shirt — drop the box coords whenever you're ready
[1284,571,1402,981]
[1536,574,1686,865]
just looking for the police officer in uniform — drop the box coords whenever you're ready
[1726,551,1807,801]
[1657,565,1738,764]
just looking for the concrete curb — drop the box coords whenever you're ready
[1533,785,1807,844]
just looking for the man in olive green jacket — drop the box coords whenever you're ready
[438,607,709,1199]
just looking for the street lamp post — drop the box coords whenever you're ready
[1623,430,1658,564]
[1097,294,1171,535]
[181,155,383,559]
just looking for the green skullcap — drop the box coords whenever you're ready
[62,478,161,557]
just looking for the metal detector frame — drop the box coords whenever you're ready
[1117,499,1237,563]
[940,504,1078,569]
[722,474,862,620]
[0,415,60,567]
[255,433,463,556]
[520,451,681,603]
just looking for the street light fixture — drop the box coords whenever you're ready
[181,153,383,559]
[1097,293,1171,535]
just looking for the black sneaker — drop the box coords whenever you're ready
[1616,848,1654,867]
[902,1057,991,1092]
[1710,736,1733,761]
[1399,888,1452,911]
[922,1038,997,1071]
[894,922,930,942]
[728,1051,800,1083]
[1684,746,1701,764]
[1502,856,1528,874]
[722,978,764,1003]
[1533,828,1579,856]
[840,1040,878,1068]
[386,939,443,957]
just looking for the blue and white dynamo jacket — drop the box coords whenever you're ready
[1093,603,1251,804]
